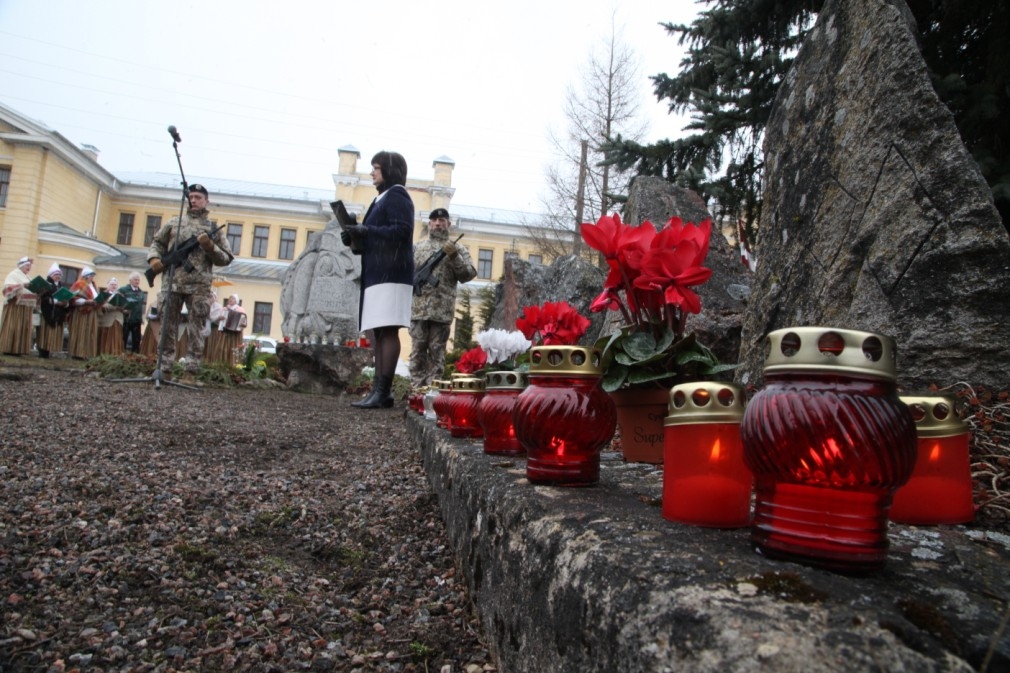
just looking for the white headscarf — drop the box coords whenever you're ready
[47,263,62,278]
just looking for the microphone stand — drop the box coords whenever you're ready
[111,131,199,390]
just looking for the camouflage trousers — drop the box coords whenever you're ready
[408,319,452,388]
[160,290,212,373]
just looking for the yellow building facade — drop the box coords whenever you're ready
[0,102,550,363]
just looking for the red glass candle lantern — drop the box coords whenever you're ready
[442,373,469,434]
[663,382,752,528]
[890,396,974,525]
[478,371,527,455]
[432,380,452,429]
[513,346,617,486]
[448,376,485,439]
[408,392,425,415]
[741,327,917,572]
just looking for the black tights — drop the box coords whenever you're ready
[370,326,401,380]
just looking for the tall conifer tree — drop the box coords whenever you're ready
[605,0,1010,232]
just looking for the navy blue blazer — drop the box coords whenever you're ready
[359,184,415,290]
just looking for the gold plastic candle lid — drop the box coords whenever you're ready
[529,345,603,377]
[665,382,745,425]
[761,326,898,381]
[900,395,969,438]
[484,370,528,390]
[451,376,485,393]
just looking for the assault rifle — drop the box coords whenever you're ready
[413,234,464,297]
[145,223,226,287]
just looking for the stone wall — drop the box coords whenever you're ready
[407,413,1009,672]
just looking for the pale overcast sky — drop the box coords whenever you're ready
[0,0,698,213]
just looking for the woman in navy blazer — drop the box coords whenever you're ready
[343,150,415,409]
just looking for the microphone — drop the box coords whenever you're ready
[167,125,182,143]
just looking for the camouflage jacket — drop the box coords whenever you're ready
[411,231,476,323]
[147,208,232,294]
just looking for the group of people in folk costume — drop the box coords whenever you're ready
[1,259,149,359]
[1,257,246,365]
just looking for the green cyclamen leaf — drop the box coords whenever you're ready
[601,363,629,392]
[622,331,660,361]
[654,327,677,353]
[675,349,716,367]
[703,362,740,375]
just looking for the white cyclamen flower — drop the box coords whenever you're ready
[476,329,532,364]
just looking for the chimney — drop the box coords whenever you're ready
[80,144,100,161]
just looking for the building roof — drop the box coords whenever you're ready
[39,221,289,283]
[115,172,545,226]
[450,204,542,227]
[115,171,333,203]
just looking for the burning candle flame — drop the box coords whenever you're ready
[549,435,566,456]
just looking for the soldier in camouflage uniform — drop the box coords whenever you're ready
[147,184,233,379]
[409,208,476,388]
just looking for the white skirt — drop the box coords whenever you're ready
[359,282,412,332]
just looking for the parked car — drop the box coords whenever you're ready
[242,335,277,354]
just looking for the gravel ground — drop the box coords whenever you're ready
[0,359,493,673]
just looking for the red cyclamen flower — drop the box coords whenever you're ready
[580,213,715,327]
[455,346,488,374]
[516,301,590,346]
[580,213,655,290]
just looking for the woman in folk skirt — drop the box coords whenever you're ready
[97,277,124,356]
[37,263,70,358]
[0,256,36,355]
[68,267,100,359]
[218,294,247,366]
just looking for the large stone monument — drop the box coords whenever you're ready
[277,216,371,394]
[738,0,1010,391]
[279,219,361,344]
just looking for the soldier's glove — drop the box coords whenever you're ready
[149,259,164,274]
[442,242,458,258]
[198,232,214,251]
[340,230,352,247]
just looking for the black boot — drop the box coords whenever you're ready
[352,375,394,409]
[351,377,381,408]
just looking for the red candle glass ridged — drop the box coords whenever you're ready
[513,346,616,486]
[432,380,451,429]
[478,371,527,455]
[741,328,916,572]
[408,393,425,415]
[448,376,485,438]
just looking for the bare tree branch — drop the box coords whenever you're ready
[533,17,649,263]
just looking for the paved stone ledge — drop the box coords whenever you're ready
[405,413,1010,673]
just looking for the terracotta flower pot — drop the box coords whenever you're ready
[609,388,670,464]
